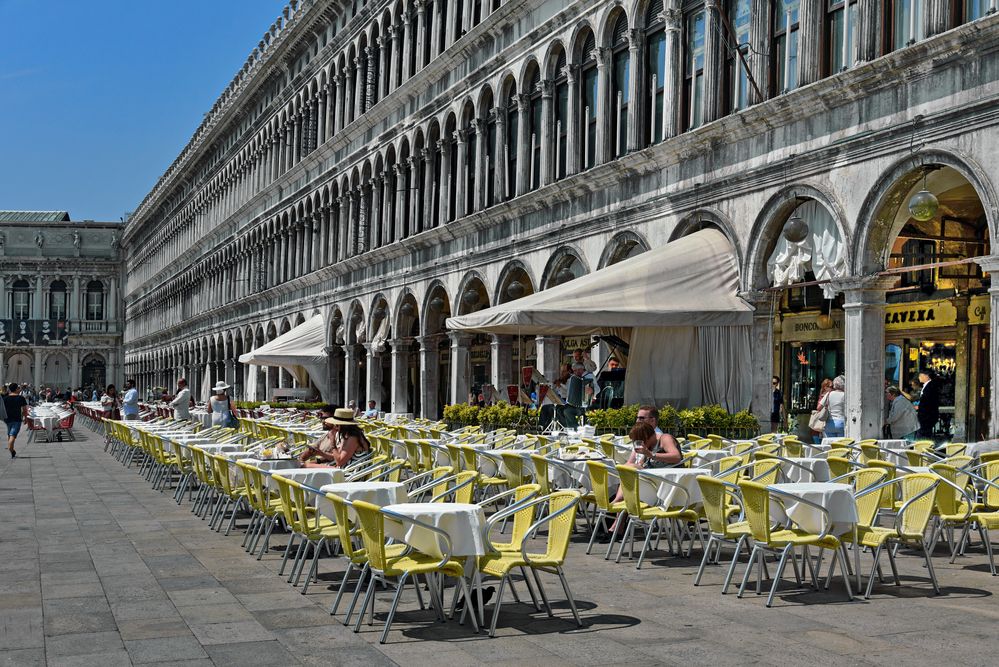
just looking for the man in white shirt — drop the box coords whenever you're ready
[170,378,192,420]
[122,380,139,420]
[362,400,378,418]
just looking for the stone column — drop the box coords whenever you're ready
[364,343,383,410]
[70,348,81,389]
[535,335,562,386]
[977,256,999,438]
[856,0,883,63]
[325,346,342,406]
[107,275,117,321]
[389,339,410,414]
[444,0,456,49]
[380,170,393,244]
[224,359,236,392]
[701,4,723,122]
[797,0,824,87]
[32,276,42,319]
[539,81,553,187]
[317,89,327,145]
[492,108,506,203]
[662,8,683,136]
[33,349,43,388]
[402,10,413,81]
[334,75,346,132]
[490,335,513,395]
[353,57,364,119]
[365,45,378,110]
[393,164,407,240]
[925,0,949,38]
[829,276,898,440]
[422,148,435,228]
[416,336,440,419]
[415,1,427,70]
[448,332,471,406]
[473,118,487,211]
[740,290,780,429]
[69,275,80,321]
[438,138,452,222]
[593,47,609,165]
[407,157,420,233]
[951,295,971,442]
[370,176,383,250]
[515,95,529,196]
[562,67,578,176]
[453,130,467,217]
[343,344,358,407]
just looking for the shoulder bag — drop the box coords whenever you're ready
[808,394,829,432]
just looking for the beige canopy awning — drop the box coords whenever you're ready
[238,314,327,396]
[445,229,752,335]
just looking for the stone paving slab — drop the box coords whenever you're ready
[4,427,999,665]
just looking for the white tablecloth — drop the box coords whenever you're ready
[549,455,602,491]
[638,467,709,508]
[317,481,409,521]
[189,411,213,427]
[769,482,858,535]
[877,440,911,466]
[193,444,246,454]
[268,468,345,491]
[781,457,831,483]
[686,450,730,474]
[383,502,488,559]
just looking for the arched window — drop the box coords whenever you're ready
[553,50,569,180]
[505,91,519,199]
[579,32,598,170]
[527,68,542,190]
[464,112,476,213]
[644,3,667,146]
[11,279,30,320]
[49,280,67,321]
[725,0,753,112]
[683,8,706,130]
[772,0,800,94]
[825,0,857,75]
[610,13,630,158]
[86,280,105,321]
[438,0,449,53]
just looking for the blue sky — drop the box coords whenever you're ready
[0,0,283,221]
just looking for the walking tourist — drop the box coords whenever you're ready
[121,380,139,420]
[885,386,920,440]
[771,376,784,432]
[4,384,28,459]
[100,385,119,420]
[208,382,236,427]
[170,378,191,420]
[811,378,833,443]
[821,376,847,438]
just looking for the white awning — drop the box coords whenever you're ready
[446,229,752,335]
[238,314,327,391]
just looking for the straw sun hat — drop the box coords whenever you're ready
[323,408,357,427]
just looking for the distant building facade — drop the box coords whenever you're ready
[121,0,999,439]
[0,211,123,391]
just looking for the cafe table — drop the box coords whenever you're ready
[267,467,345,491]
[638,467,710,507]
[685,449,730,474]
[549,451,603,491]
[769,481,860,589]
[780,457,832,483]
[316,481,408,521]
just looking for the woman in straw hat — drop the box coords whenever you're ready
[300,408,372,468]
[208,381,236,427]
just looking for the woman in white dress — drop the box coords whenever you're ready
[208,382,236,427]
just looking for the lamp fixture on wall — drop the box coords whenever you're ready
[506,280,525,299]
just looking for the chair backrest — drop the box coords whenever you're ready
[209,454,238,497]
[597,440,616,460]
[865,460,897,508]
[911,440,935,452]
[530,454,552,495]
[737,479,773,543]
[418,440,436,470]
[853,468,889,527]
[271,475,315,535]
[500,452,532,487]
[325,493,362,560]
[782,439,804,458]
[615,465,646,517]
[502,483,542,548]
[750,459,781,485]
[945,443,967,457]
[928,463,967,515]
[534,491,580,563]
[979,451,999,465]
[352,499,389,571]
[236,460,268,513]
[905,450,929,467]
[189,447,214,486]
[827,456,853,479]
[697,475,736,534]
[859,442,882,464]
[445,443,464,470]
[753,444,780,459]
[897,473,940,539]
[825,447,851,460]
[585,460,617,511]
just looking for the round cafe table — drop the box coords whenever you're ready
[638,467,710,507]
[768,482,858,536]
[382,502,488,560]
[317,481,408,521]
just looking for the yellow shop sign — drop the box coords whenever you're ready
[969,294,991,326]
[883,300,955,330]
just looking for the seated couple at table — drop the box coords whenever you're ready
[298,408,372,468]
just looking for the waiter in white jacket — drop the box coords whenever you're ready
[170,378,192,421]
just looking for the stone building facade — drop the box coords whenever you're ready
[122,0,999,440]
[0,212,123,391]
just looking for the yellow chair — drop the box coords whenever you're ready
[844,472,942,596]
[737,480,852,607]
[477,491,583,637]
[979,451,999,465]
[584,461,627,557]
[694,475,752,592]
[271,474,340,592]
[461,447,507,495]
[827,456,859,480]
[354,500,478,642]
[235,460,284,557]
[928,462,974,559]
[750,459,782,485]
[945,443,968,457]
[488,484,543,552]
[207,454,251,536]
[499,451,533,488]
[428,471,479,503]
[781,438,804,458]
[615,465,700,568]
[859,441,883,464]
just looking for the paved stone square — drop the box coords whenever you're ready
[2,429,999,666]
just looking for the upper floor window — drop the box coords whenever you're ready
[553,51,569,180]
[579,33,599,170]
[956,0,993,23]
[11,279,30,320]
[773,0,800,94]
[86,280,105,321]
[645,4,667,145]
[527,70,543,190]
[683,8,706,130]
[610,13,631,158]
[49,280,67,321]
[725,0,753,113]
[826,0,858,74]
[885,0,925,52]
[505,92,519,199]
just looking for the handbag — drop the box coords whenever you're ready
[808,395,829,432]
